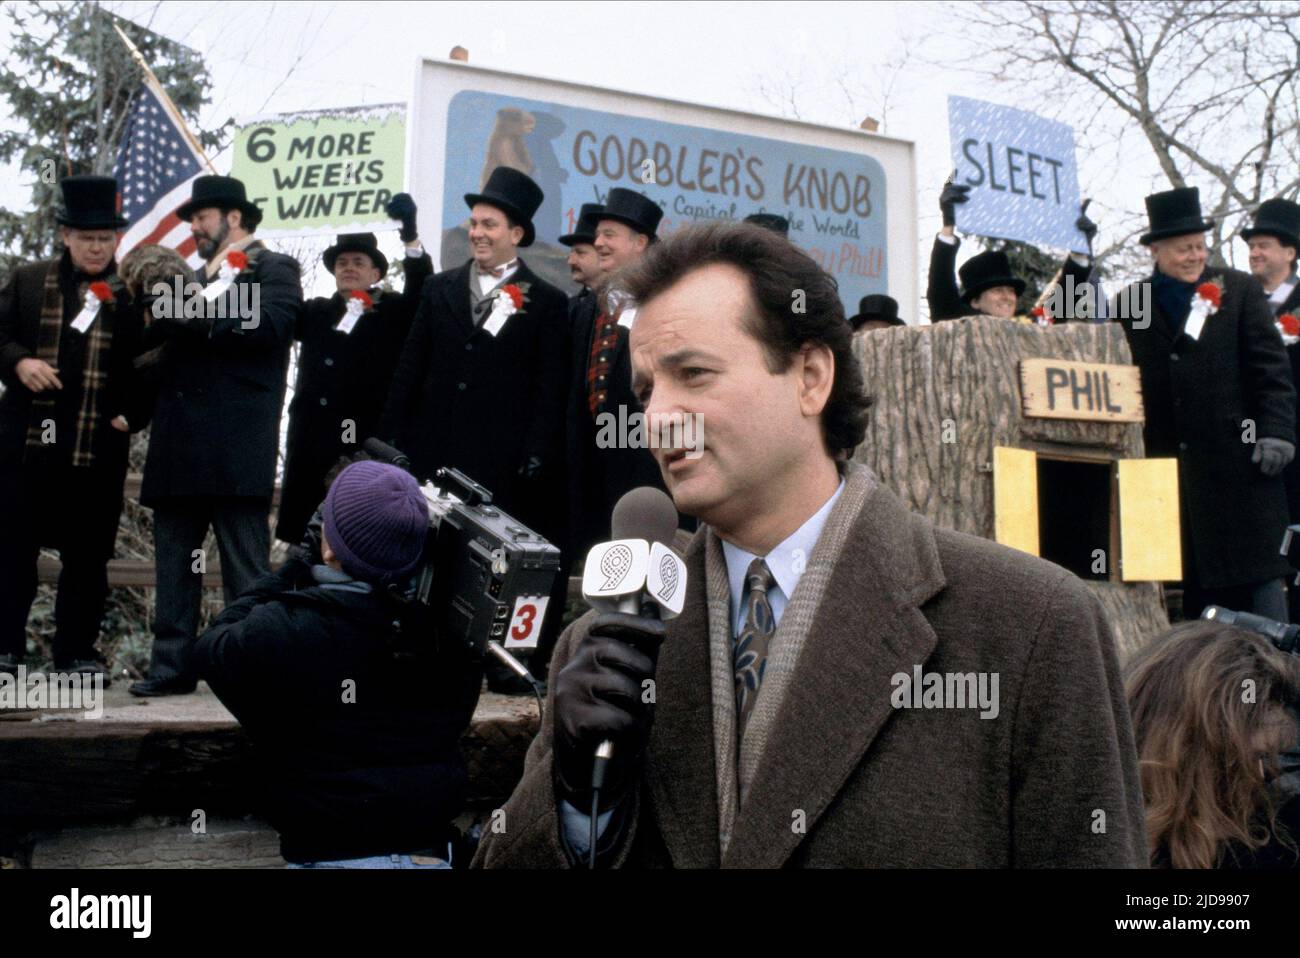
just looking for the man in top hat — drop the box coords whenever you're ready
[0,175,152,680]
[381,166,569,571]
[560,203,604,319]
[847,294,904,334]
[567,187,673,561]
[1114,186,1296,621]
[744,213,790,237]
[1242,197,1300,619]
[276,196,433,545]
[928,178,1097,322]
[131,175,303,697]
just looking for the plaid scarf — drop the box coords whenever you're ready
[586,312,621,417]
[24,259,117,468]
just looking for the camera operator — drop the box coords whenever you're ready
[1126,619,1300,869]
[192,459,483,868]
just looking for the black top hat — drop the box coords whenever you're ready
[848,294,902,330]
[1139,186,1213,246]
[57,175,128,230]
[464,167,544,247]
[323,233,388,275]
[597,188,663,239]
[176,175,263,228]
[558,203,604,247]
[1241,197,1300,251]
[959,250,1026,305]
[744,213,789,237]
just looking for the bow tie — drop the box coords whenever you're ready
[478,259,517,279]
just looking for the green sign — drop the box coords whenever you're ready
[231,103,406,237]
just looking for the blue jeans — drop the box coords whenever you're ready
[287,853,451,869]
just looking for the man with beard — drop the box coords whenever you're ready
[276,196,432,545]
[131,175,302,697]
[1114,187,1296,621]
[0,175,150,680]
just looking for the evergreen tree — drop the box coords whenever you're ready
[0,2,230,280]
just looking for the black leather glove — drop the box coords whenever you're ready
[156,310,214,337]
[1253,437,1295,477]
[386,192,419,243]
[1076,199,1098,245]
[553,612,666,808]
[291,506,325,565]
[517,455,543,481]
[939,180,971,227]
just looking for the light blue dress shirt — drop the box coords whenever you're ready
[721,479,845,635]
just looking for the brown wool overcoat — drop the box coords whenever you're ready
[473,464,1148,868]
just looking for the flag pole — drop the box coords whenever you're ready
[112,22,217,173]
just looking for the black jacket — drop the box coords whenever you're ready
[0,254,149,475]
[926,235,1092,322]
[1269,281,1300,521]
[565,291,670,559]
[192,555,483,864]
[140,241,302,505]
[277,251,433,543]
[379,259,570,544]
[1114,267,1295,588]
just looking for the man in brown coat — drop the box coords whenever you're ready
[474,222,1146,868]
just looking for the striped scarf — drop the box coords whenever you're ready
[24,260,116,468]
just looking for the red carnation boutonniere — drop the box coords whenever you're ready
[502,284,524,310]
[1184,280,1223,341]
[225,250,249,271]
[1277,312,1300,346]
[89,281,114,302]
[1030,305,1052,326]
[336,289,374,334]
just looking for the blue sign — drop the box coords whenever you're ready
[948,96,1085,254]
[440,90,891,312]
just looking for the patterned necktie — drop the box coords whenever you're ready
[733,558,777,740]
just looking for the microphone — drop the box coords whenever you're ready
[580,488,687,818]
[581,487,686,619]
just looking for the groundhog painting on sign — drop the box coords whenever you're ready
[479,107,536,189]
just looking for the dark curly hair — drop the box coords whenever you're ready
[614,220,871,459]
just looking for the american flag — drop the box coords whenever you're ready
[113,80,209,267]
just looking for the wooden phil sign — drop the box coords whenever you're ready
[1018,358,1144,423]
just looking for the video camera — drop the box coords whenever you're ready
[1201,606,1300,655]
[361,439,561,660]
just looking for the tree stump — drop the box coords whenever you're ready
[852,317,1169,660]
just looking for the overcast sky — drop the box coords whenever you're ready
[1,0,1243,304]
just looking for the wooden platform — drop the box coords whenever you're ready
[0,683,541,849]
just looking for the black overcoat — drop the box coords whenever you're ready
[1114,267,1295,588]
[140,241,302,505]
[379,259,569,543]
[277,251,432,542]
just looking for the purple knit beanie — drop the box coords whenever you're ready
[322,460,428,583]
